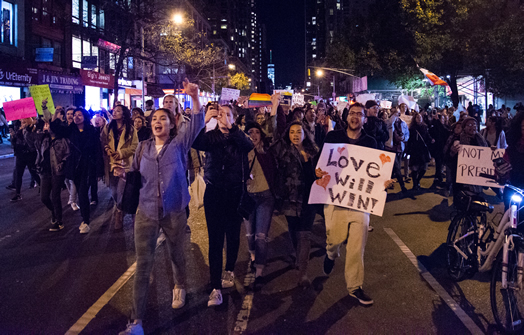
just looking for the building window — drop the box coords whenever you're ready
[72,0,79,23]
[72,36,82,68]
[330,9,334,15]
[82,0,88,27]
[1,1,15,45]
[221,24,227,29]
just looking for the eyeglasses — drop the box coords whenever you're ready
[349,111,365,117]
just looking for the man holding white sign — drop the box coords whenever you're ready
[312,102,394,305]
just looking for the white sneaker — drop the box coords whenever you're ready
[119,322,144,335]
[71,202,80,211]
[368,225,374,232]
[221,271,235,288]
[172,288,186,309]
[208,289,222,307]
[79,222,90,234]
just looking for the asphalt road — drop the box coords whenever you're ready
[0,157,507,334]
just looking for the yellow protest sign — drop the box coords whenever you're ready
[29,85,55,115]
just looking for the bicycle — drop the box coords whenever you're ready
[446,176,524,333]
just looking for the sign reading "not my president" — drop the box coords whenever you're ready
[456,144,505,188]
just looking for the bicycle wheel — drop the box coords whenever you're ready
[490,246,524,334]
[446,213,476,281]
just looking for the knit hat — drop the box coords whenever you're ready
[244,121,266,139]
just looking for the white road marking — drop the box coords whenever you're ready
[65,262,137,335]
[384,228,484,335]
[65,234,167,334]
[234,261,255,333]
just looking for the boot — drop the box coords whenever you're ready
[296,231,311,287]
[114,207,123,230]
[411,172,419,190]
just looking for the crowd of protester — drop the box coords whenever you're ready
[3,84,524,335]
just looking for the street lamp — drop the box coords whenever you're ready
[316,69,324,77]
[173,13,184,25]
[228,64,236,71]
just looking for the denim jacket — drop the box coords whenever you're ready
[131,111,204,220]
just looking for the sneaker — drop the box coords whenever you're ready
[119,322,144,335]
[5,185,15,191]
[221,271,235,288]
[10,194,22,202]
[208,289,223,307]
[349,288,374,305]
[323,255,335,275]
[67,200,73,205]
[71,202,80,211]
[368,225,374,232]
[90,201,97,206]
[49,222,64,232]
[172,288,186,309]
[79,222,90,234]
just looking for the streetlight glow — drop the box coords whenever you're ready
[228,64,236,70]
[316,69,324,77]
[173,13,184,25]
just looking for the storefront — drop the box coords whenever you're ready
[0,64,38,108]
[38,71,84,108]
[80,69,115,111]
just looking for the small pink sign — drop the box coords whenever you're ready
[3,97,37,121]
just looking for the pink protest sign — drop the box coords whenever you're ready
[3,98,37,121]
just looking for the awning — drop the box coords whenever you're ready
[146,83,167,98]
[125,88,142,95]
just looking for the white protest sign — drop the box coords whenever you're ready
[337,101,348,112]
[356,94,376,105]
[293,93,304,106]
[309,143,396,216]
[380,101,392,109]
[220,88,240,104]
[456,145,504,188]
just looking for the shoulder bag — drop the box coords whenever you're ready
[122,143,146,214]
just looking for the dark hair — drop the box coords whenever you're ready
[507,112,524,147]
[348,102,365,113]
[56,108,66,118]
[409,112,425,130]
[283,121,318,157]
[74,107,92,127]
[244,121,267,141]
[109,105,133,141]
[151,108,177,138]
[145,100,154,107]
[131,107,144,117]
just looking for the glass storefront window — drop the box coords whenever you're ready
[1,1,15,45]
[0,86,21,108]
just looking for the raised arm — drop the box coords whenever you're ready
[179,79,205,152]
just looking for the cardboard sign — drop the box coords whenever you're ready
[220,88,240,104]
[456,145,505,188]
[308,143,396,216]
[380,101,392,109]
[3,98,37,121]
[29,85,55,115]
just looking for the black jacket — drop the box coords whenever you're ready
[50,120,104,180]
[192,125,254,188]
[34,132,71,176]
[363,116,389,150]
[322,128,377,150]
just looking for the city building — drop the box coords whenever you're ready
[267,50,274,86]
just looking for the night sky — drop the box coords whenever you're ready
[259,0,305,87]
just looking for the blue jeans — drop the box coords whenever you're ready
[245,190,275,268]
[132,207,187,320]
[109,174,126,210]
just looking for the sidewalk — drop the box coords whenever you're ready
[0,138,14,158]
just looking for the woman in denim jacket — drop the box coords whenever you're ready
[120,80,204,335]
